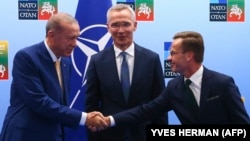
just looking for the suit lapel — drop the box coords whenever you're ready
[99,47,127,103]
[103,46,120,83]
[38,42,59,85]
[38,42,63,103]
[61,58,69,104]
[130,45,143,89]
[199,67,213,111]
[39,42,66,104]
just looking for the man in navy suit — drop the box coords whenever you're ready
[85,4,167,141]
[100,31,250,127]
[0,13,107,141]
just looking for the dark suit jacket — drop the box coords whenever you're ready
[85,43,167,141]
[0,41,82,141]
[113,67,250,125]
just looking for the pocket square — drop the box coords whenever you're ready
[206,95,220,102]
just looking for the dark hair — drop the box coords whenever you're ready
[173,31,204,63]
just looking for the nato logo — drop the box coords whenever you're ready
[69,24,112,108]
[18,0,38,20]
[18,0,57,20]
[71,24,112,88]
[210,0,244,22]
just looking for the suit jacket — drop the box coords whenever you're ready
[113,67,250,125]
[85,43,167,141]
[0,41,82,141]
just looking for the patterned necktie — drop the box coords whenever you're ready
[185,79,199,112]
[55,60,63,91]
[120,52,130,102]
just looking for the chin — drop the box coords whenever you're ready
[64,53,71,57]
[171,68,176,72]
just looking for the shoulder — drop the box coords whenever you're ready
[91,46,114,59]
[204,67,234,82]
[134,43,159,58]
[15,41,44,59]
[168,75,184,84]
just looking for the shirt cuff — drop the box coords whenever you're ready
[79,112,87,126]
[109,116,115,127]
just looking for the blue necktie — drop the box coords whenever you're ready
[120,52,130,102]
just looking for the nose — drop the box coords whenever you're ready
[71,38,78,47]
[117,26,126,32]
[167,55,172,61]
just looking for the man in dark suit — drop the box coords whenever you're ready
[102,31,250,126]
[85,4,167,141]
[0,13,107,141]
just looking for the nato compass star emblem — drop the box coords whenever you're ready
[69,24,112,108]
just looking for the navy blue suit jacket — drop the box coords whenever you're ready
[113,67,250,125]
[85,43,167,141]
[0,41,82,141]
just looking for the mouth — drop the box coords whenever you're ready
[170,63,175,68]
[118,35,126,39]
[66,49,73,53]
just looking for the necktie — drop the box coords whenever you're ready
[185,79,199,113]
[55,60,63,91]
[120,52,130,102]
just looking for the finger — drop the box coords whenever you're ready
[90,111,104,118]
[88,125,98,132]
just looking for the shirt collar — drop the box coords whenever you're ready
[44,40,61,62]
[114,42,135,58]
[185,65,203,86]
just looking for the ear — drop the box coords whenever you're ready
[185,51,194,61]
[133,22,137,31]
[106,23,109,30]
[106,24,111,32]
[47,30,55,37]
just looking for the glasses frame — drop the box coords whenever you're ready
[109,22,132,30]
[169,51,185,56]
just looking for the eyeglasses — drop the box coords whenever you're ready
[169,51,184,56]
[109,22,132,30]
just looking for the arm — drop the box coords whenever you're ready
[150,54,168,124]
[223,77,250,124]
[112,88,170,126]
[87,91,170,132]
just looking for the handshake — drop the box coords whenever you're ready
[86,111,111,132]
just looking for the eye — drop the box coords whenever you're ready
[122,22,131,28]
[169,51,184,56]
[110,23,119,28]
[110,22,132,29]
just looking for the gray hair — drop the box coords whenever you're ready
[106,4,135,23]
[45,12,78,36]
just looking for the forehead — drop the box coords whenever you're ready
[171,38,182,50]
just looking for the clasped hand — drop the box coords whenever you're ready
[86,111,110,132]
